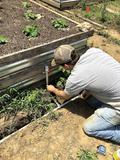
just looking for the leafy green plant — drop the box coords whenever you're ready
[56,77,66,89]
[24,10,41,20]
[0,88,57,120]
[56,66,71,89]
[0,35,8,44]
[23,25,39,37]
[77,148,98,160]
[52,18,69,29]
[22,1,30,9]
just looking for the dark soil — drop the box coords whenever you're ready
[0,0,79,56]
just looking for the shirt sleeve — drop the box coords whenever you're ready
[64,80,83,97]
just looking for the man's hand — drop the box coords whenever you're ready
[47,85,56,93]
[47,84,71,100]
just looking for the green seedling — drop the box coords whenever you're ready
[77,148,98,160]
[23,25,39,37]
[24,10,42,20]
[0,35,8,44]
[52,18,69,29]
[22,1,30,9]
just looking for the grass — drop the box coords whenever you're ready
[77,148,98,160]
[74,1,119,27]
[98,30,120,46]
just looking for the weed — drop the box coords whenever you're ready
[77,148,98,160]
[48,111,62,121]
[23,25,39,37]
[52,18,69,29]
[22,1,30,9]
[0,35,8,44]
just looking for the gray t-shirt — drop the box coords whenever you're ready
[64,48,120,110]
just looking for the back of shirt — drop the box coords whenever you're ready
[65,48,120,109]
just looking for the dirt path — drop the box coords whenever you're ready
[0,99,119,160]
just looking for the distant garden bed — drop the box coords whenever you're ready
[72,0,120,30]
[0,0,80,56]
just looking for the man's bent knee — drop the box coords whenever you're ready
[82,121,94,136]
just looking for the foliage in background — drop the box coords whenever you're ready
[98,30,120,45]
[0,88,56,120]
[100,0,110,22]
[0,35,8,44]
[56,66,71,89]
[52,18,69,29]
[22,1,31,9]
[77,148,98,160]
[23,25,39,37]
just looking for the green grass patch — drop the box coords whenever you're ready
[77,148,98,160]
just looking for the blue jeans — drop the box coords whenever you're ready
[83,96,120,144]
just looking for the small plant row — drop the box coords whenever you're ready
[0,88,56,120]
[0,66,70,120]
[0,1,69,45]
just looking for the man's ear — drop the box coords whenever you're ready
[64,64,70,69]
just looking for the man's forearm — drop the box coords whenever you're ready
[53,88,70,100]
[47,85,71,100]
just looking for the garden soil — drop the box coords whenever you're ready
[0,0,79,56]
[0,34,120,160]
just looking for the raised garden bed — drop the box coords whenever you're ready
[0,0,93,142]
[0,67,69,140]
[40,0,102,9]
[0,0,93,92]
